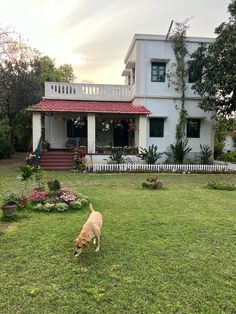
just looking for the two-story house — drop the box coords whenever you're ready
[29,34,214,166]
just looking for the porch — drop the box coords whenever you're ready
[29,99,150,154]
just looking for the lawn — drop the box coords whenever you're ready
[0,156,236,314]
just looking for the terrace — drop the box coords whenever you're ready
[44,82,134,102]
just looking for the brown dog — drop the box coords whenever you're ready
[74,203,103,257]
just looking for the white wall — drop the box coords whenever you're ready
[125,36,214,154]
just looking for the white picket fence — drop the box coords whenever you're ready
[92,163,232,173]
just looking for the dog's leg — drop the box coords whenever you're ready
[93,238,96,245]
[95,235,100,252]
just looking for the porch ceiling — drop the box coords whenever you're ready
[28,99,151,115]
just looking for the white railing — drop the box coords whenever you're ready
[92,163,232,173]
[44,82,134,101]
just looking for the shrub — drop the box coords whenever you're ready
[59,188,77,203]
[138,145,163,164]
[0,121,10,159]
[200,144,213,164]
[142,176,163,189]
[28,189,48,203]
[169,140,192,163]
[47,179,61,192]
[221,151,236,162]
[206,180,236,191]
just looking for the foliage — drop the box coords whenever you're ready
[0,120,10,159]
[30,185,89,213]
[206,180,236,191]
[169,140,192,163]
[2,193,19,206]
[199,144,213,164]
[213,115,236,158]
[107,149,127,164]
[138,145,163,164]
[25,153,39,166]
[28,189,48,203]
[42,140,50,149]
[142,176,163,189]
[18,164,36,197]
[73,148,87,172]
[47,179,61,192]
[0,27,75,154]
[167,20,190,141]
[190,0,236,116]
[221,151,236,162]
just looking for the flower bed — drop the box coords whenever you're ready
[28,180,89,212]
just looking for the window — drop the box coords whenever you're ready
[67,119,87,137]
[187,119,201,138]
[188,61,202,83]
[151,62,166,82]
[149,118,164,137]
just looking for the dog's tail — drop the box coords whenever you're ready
[89,203,94,212]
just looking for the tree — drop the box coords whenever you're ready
[0,27,75,154]
[190,0,236,116]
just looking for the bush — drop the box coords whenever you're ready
[0,121,10,159]
[169,140,192,164]
[142,176,163,189]
[47,179,61,192]
[200,144,213,164]
[138,145,163,164]
[206,180,236,191]
[221,151,236,162]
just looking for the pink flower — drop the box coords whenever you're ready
[28,190,48,202]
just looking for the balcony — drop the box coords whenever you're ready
[44,82,134,102]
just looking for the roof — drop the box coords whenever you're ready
[28,99,151,115]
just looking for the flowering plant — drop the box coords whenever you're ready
[59,188,77,203]
[28,189,48,203]
[26,153,39,166]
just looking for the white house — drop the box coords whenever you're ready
[29,34,215,165]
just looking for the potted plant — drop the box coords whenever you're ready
[1,193,19,217]
[42,140,50,151]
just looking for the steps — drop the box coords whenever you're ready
[40,150,74,170]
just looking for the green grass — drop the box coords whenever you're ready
[0,157,236,313]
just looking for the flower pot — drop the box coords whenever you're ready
[1,204,18,217]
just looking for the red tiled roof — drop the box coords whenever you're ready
[28,99,150,115]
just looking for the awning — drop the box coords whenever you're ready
[28,99,151,115]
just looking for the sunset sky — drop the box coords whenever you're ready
[0,0,230,84]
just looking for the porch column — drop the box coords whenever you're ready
[138,115,148,152]
[87,113,96,153]
[32,112,42,151]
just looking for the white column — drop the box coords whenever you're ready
[32,112,42,151]
[87,113,96,153]
[138,115,148,152]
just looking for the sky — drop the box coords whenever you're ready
[0,0,231,84]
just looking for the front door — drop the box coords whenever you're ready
[113,120,129,147]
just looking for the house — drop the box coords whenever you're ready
[28,34,215,165]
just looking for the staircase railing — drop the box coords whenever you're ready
[34,136,42,166]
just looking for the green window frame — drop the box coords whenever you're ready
[149,118,164,137]
[151,62,166,82]
[187,119,201,138]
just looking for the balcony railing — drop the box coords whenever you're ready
[44,82,134,101]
